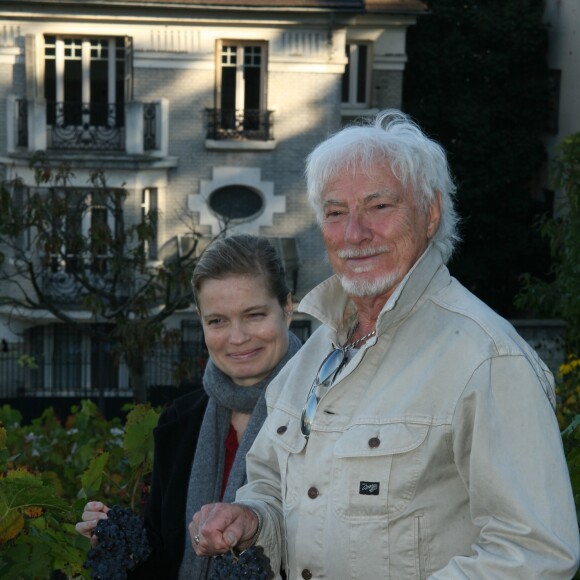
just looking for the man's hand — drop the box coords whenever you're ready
[189,502,259,556]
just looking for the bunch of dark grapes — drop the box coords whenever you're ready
[84,505,151,580]
[210,546,274,580]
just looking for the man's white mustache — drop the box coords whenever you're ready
[337,246,390,259]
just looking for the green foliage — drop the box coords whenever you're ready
[0,400,160,578]
[15,356,37,370]
[404,0,552,316]
[123,405,158,471]
[556,356,580,431]
[516,133,580,353]
[555,357,580,549]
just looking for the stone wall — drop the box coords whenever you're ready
[512,319,567,375]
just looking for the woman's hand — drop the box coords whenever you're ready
[75,501,111,545]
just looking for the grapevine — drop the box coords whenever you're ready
[84,505,151,579]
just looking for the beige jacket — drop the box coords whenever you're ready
[237,245,580,579]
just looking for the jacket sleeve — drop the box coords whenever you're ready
[129,405,177,579]
[130,390,208,579]
[430,355,580,579]
[235,418,286,578]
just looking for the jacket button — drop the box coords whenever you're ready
[307,487,319,499]
[368,437,380,448]
[276,425,287,435]
[301,570,313,579]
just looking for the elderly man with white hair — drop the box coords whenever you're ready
[188,110,579,579]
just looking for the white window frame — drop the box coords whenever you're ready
[216,40,267,112]
[342,42,372,108]
[45,36,121,126]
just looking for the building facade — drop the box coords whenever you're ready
[543,0,580,211]
[0,0,425,405]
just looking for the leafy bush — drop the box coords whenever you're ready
[513,130,580,575]
[516,132,580,354]
[553,356,580,578]
[557,356,580,525]
[558,356,580,430]
[0,400,159,579]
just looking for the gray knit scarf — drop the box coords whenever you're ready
[178,332,301,579]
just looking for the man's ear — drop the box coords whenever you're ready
[427,190,442,239]
[284,293,293,327]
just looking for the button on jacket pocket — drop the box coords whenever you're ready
[332,422,430,520]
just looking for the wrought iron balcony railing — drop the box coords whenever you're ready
[46,101,125,150]
[205,108,274,141]
[42,255,122,303]
[11,97,164,156]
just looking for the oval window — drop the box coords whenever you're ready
[209,186,263,220]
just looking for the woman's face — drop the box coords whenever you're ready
[197,274,292,386]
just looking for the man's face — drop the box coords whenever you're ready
[320,162,440,299]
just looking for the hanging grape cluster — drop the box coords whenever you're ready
[210,545,274,579]
[84,505,151,580]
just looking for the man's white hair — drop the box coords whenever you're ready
[304,109,460,264]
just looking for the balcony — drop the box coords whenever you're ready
[46,101,126,151]
[205,108,276,151]
[41,255,128,304]
[7,96,172,161]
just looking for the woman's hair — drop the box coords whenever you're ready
[304,109,461,263]
[192,234,290,308]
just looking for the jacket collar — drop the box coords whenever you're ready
[298,243,448,340]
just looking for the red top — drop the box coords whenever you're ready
[221,423,239,499]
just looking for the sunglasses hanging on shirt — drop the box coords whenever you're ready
[300,328,376,439]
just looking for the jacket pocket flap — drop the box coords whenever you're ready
[334,422,430,458]
[266,408,307,454]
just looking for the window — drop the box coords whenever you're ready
[181,320,208,384]
[206,41,272,140]
[91,324,119,391]
[266,236,301,295]
[209,186,263,221]
[13,182,31,252]
[141,188,158,260]
[290,320,312,344]
[28,324,120,393]
[219,43,264,127]
[342,43,370,108]
[89,191,110,273]
[43,35,132,149]
[61,191,85,274]
[52,324,84,390]
[49,189,116,275]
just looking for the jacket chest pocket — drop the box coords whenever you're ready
[266,408,307,511]
[332,422,430,521]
